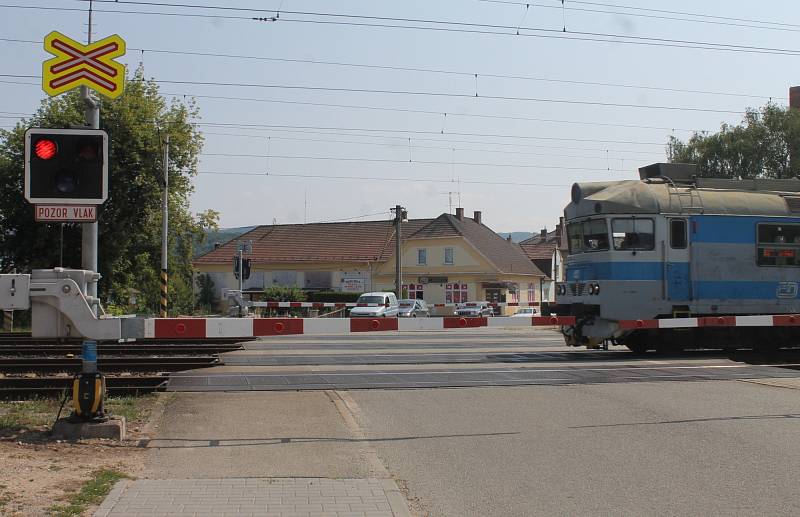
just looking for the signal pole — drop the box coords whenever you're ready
[391,205,406,296]
[81,2,100,311]
[160,135,170,317]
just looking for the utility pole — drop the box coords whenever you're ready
[80,2,100,312]
[160,135,170,317]
[391,205,406,296]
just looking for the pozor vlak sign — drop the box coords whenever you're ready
[24,128,109,219]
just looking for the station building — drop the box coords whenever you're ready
[193,208,544,313]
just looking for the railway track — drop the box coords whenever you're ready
[0,356,219,373]
[0,375,169,397]
[0,335,244,396]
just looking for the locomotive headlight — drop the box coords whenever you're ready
[588,284,596,295]
[593,283,600,295]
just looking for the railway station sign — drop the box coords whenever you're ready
[42,31,126,99]
[34,204,97,222]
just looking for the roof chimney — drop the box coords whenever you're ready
[473,210,482,224]
[540,228,547,240]
[455,207,464,220]
[791,86,800,109]
[213,242,222,249]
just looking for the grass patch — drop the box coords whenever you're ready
[47,469,130,516]
[0,393,157,434]
[105,394,157,423]
[0,397,62,433]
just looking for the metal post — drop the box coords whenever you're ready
[238,248,244,318]
[80,85,100,312]
[160,135,169,317]
[393,205,403,296]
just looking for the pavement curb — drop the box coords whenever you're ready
[381,478,413,517]
[93,478,130,517]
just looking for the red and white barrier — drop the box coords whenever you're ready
[250,301,541,309]
[618,314,800,330]
[142,315,575,339]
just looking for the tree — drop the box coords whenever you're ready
[0,66,214,315]
[668,103,800,179]
[196,273,217,313]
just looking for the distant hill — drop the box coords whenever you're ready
[195,226,255,257]
[497,232,533,243]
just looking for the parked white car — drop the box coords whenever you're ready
[511,307,538,317]
[349,292,400,317]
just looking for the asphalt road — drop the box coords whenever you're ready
[168,328,800,391]
[352,380,800,516]
[152,328,800,516]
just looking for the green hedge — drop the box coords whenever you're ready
[306,291,363,303]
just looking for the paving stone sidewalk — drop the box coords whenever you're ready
[94,477,411,517]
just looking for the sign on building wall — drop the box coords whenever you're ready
[341,278,365,293]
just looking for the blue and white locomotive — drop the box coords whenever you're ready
[551,163,800,352]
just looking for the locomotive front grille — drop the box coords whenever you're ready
[570,282,586,296]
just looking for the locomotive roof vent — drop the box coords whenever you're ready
[638,163,698,182]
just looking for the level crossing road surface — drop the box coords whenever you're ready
[103,328,800,516]
[168,328,800,391]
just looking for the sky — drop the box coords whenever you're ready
[1,1,798,233]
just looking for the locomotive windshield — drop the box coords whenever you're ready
[612,218,655,250]
[567,219,609,253]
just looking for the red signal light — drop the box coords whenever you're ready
[34,139,57,160]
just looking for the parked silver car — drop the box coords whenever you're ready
[455,301,494,317]
[398,299,430,317]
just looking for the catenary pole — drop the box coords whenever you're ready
[80,1,100,313]
[160,135,170,317]
[393,205,403,296]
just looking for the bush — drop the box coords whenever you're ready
[261,286,306,302]
[306,291,363,303]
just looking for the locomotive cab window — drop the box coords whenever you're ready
[567,219,609,253]
[670,219,687,249]
[757,223,800,267]
[612,218,655,251]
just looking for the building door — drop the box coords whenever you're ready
[666,218,691,301]
[485,288,502,304]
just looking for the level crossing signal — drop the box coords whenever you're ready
[233,257,251,280]
[24,128,108,205]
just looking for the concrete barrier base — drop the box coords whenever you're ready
[52,416,126,441]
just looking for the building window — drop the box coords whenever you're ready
[509,285,519,303]
[403,284,424,299]
[417,248,427,265]
[444,247,454,264]
[757,223,800,267]
[446,282,469,303]
[527,283,536,303]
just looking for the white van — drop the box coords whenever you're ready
[349,292,400,318]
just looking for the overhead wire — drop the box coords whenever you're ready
[476,0,800,33]
[5,2,800,56]
[0,73,744,114]
[0,36,780,100]
[201,151,632,171]
[196,169,586,187]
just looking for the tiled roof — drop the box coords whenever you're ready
[195,218,432,265]
[519,241,556,260]
[195,213,544,276]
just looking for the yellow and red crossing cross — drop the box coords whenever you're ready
[42,31,126,99]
